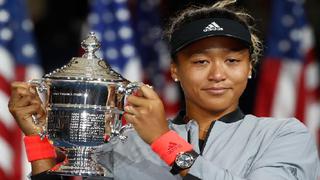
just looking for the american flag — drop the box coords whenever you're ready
[254,0,320,149]
[0,0,43,179]
[88,0,180,117]
[133,0,180,117]
[88,0,142,82]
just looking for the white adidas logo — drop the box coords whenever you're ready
[203,21,223,32]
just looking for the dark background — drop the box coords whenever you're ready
[26,0,320,114]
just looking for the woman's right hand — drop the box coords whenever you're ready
[9,82,59,175]
[8,81,46,136]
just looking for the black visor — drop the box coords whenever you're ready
[170,18,252,55]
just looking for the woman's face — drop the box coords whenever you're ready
[171,36,252,115]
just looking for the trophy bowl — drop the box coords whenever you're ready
[29,32,140,177]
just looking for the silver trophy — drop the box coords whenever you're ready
[29,32,140,177]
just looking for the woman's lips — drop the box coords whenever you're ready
[202,87,230,95]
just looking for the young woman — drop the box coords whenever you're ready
[8,1,319,179]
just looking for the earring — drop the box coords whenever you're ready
[174,78,179,82]
[248,75,252,79]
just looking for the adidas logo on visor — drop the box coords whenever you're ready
[203,21,223,32]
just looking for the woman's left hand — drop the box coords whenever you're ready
[124,85,170,144]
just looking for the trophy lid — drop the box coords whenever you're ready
[44,32,126,82]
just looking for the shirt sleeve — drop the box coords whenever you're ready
[185,119,319,180]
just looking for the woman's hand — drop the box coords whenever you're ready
[124,85,170,144]
[8,82,46,136]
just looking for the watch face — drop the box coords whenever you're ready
[176,153,195,169]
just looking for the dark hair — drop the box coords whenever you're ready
[164,0,262,67]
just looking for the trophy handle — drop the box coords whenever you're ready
[116,82,143,142]
[117,82,143,95]
[28,79,49,139]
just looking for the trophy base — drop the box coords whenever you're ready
[48,165,107,177]
[48,146,112,177]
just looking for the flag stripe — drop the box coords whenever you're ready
[0,91,15,128]
[0,122,11,144]
[25,64,43,81]
[272,60,301,118]
[254,59,282,117]
[0,136,13,174]
[0,75,10,95]
[0,47,15,81]
[12,128,23,180]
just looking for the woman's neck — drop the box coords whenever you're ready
[185,104,237,139]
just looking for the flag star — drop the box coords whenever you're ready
[0,28,12,41]
[118,26,132,39]
[105,48,119,60]
[289,29,300,41]
[298,26,313,54]
[0,9,9,22]
[278,40,291,52]
[22,19,33,31]
[88,13,100,25]
[22,44,35,57]
[115,8,129,22]
[121,44,135,58]
[0,0,5,6]
[282,15,294,27]
[104,30,116,41]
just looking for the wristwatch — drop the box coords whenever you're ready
[170,150,199,175]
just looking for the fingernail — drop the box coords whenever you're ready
[124,106,130,111]
[146,84,153,89]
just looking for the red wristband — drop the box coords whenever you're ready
[24,136,57,162]
[151,130,193,165]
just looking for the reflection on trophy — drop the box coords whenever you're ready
[29,32,140,177]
